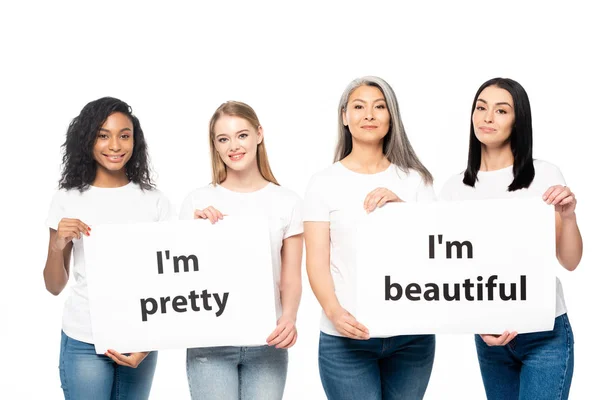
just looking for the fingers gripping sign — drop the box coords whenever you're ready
[266,316,298,349]
[105,349,149,368]
[53,218,91,251]
[479,331,518,347]
[330,307,370,340]
[543,185,577,218]
[193,206,226,224]
[363,187,403,214]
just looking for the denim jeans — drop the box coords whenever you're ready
[475,314,574,400]
[318,332,435,400]
[59,331,157,400]
[187,345,288,400]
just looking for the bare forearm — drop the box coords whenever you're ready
[280,280,302,320]
[44,242,70,295]
[307,263,341,318]
[557,214,583,271]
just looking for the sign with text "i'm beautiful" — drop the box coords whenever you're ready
[356,198,557,336]
[84,217,275,354]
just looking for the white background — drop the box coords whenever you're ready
[1,1,598,399]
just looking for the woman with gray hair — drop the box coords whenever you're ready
[304,76,435,399]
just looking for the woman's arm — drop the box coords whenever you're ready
[555,212,582,271]
[544,185,583,271]
[44,229,72,296]
[267,234,303,348]
[304,221,369,339]
[44,218,89,295]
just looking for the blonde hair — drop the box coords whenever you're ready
[208,101,279,186]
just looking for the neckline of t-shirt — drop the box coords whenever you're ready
[335,161,394,176]
[477,164,513,175]
[215,181,274,195]
[89,181,135,191]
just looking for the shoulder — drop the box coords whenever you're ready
[268,184,302,203]
[439,170,467,200]
[182,184,217,201]
[305,163,341,191]
[393,166,433,188]
[532,159,565,187]
[308,163,341,181]
[533,159,562,177]
[441,170,466,188]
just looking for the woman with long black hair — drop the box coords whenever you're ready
[440,78,582,399]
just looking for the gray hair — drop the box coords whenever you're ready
[335,76,433,184]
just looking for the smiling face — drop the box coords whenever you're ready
[342,85,391,145]
[92,112,134,174]
[213,115,263,173]
[472,85,516,149]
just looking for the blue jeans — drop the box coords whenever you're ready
[59,331,157,400]
[187,345,288,400]
[475,314,574,400]
[318,332,435,400]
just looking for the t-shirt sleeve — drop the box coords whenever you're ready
[544,164,567,187]
[303,175,330,222]
[157,192,176,222]
[416,178,436,202]
[45,190,65,230]
[438,174,461,201]
[283,194,303,239]
[179,192,196,221]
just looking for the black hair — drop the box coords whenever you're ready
[463,77,534,191]
[58,97,154,191]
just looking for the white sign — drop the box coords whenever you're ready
[84,217,275,354]
[355,198,557,336]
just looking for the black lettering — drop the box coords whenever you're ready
[214,292,229,317]
[173,254,199,273]
[172,295,187,312]
[140,298,157,322]
[423,283,440,301]
[405,283,421,301]
[385,276,403,300]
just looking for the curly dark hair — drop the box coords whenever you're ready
[58,97,154,191]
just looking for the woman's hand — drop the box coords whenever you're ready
[543,185,577,219]
[105,350,149,368]
[479,331,517,346]
[364,188,403,213]
[193,206,224,224]
[267,315,298,349]
[328,306,370,340]
[52,218,90,252]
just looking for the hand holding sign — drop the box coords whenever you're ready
[479,332,518,347]
[543,185,577,218]
[363,187,403,214]
[328,306,370,340]
[194,206,225,224]
[105,349,149,368]
[53,218,90,251]
[267,315,298,349]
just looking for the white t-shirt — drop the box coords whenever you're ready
[179,182,303,320]
[45,182,174,344]
[439,159,568,317]
[303,162,436,336]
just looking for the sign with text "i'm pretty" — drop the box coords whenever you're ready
[84,217,275,354]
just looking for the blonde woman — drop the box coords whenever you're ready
[180,101,303,400]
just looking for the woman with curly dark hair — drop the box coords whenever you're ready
[43,97,173,399]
